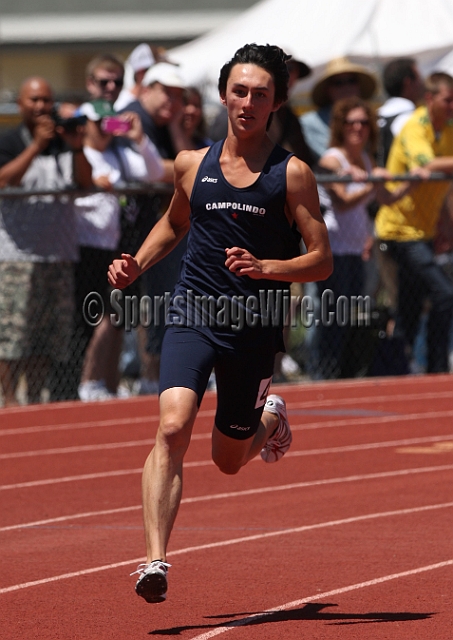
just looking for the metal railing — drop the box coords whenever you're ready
[0,173,452,406]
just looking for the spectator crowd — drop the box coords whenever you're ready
[1,43,453,406]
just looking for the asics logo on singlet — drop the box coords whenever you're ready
[229,424,251,431]
[202,176,218,183]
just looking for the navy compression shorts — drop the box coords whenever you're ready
[158,326,277,440]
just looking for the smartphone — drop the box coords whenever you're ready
[101,117,131,134]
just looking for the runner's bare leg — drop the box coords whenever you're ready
[211,409,278,474]
[141,387,198,562]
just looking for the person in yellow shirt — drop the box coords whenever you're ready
[375,72,453,372]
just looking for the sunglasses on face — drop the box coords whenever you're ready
[344,118,370,126]
[92,77,124,89]
[330,76,359,88]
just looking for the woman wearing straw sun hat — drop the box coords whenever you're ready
[300,57,377,161]
[299,58,376,381]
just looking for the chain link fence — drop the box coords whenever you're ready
[1,175,452,407]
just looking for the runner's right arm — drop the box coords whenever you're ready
[107,148,204,289]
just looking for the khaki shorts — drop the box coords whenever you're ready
[0,262,74,361]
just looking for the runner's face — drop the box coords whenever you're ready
[221,63,279,133]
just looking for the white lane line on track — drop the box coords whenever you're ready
[2,407,452,454]
[0,429,213,460]
[282,374,451,391]
[0,439,156,460]
[0,408,216,438]
[283,434,453,459]
[288,390,453,408]
[1,501,452,595]
[0,468,143,491]
[191,559,453,639]
[0,409,212,438]
[1,390,452,438]
[0,505,142,532]
[2,431,453,462]
[2,465,453,531]
[0,415,158,437]
[2,440,453,491]
[298,409,453,431]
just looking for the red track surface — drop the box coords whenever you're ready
[1,374,453,639]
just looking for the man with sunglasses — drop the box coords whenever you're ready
[85,54,125,106]
[118,62,190,397]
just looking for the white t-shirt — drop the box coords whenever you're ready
[377,96,415,137]
[114,89,136,112]
[0,140,78,262]
[75,136,164,249]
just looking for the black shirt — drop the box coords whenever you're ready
[119,100,176,160]
[0,125,69,169]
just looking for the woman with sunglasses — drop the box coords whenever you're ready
[314,96,415,379]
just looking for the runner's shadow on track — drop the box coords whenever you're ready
[149,602,434,635]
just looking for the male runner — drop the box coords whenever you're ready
[108,43,333,603]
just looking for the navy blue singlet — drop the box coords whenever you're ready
[167,139,300,343]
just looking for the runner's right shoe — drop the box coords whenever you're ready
[260,394,292,463]
[131,560,171,603]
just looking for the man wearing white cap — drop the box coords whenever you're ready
[120,62,186,180]
[118,62,188,395]
[114,44,155,112]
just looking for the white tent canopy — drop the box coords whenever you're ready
[168,0,453,104]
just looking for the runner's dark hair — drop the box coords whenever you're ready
[218,43,290,105]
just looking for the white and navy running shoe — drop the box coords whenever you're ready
[260,395,292,463]
[131,560,171,603]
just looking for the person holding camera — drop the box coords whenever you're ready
[74,99,166,402]
[0,76,92,406]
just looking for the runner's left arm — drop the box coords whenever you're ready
[225,157,333,283]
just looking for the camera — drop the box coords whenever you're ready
[51,107,87,132]
[101,116,132,134]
